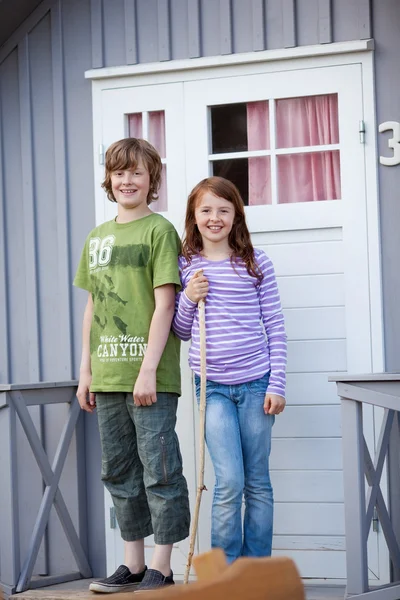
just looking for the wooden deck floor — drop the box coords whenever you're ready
[9,578,346,600]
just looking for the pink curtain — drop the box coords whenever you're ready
[149,111,167,211]
[128,111,167,211]
[128,113,142,138]
[149,111,166,158]
[157,164,167,212]
[247,102,271,205]
[246,94,341,204]
[276,94,340,203]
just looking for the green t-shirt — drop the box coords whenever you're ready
[73,213,181,394]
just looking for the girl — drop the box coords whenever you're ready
[172,176,287,563]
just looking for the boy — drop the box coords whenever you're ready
[74,138,190,593]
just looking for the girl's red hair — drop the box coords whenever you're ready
[182,177,263,283]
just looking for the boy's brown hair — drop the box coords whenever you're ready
[101,138,162,204]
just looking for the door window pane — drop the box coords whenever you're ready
[278,150,341,203]
[211,103,248,153]
[210,101,270,154]
[209,94,340,206]
[156,164,167,212]
[209,101,270,205]
[247,101,270,151]
[212,158,249,204]
[249,156,271,205]
[149,111,166,158]
[276,94,339,148]
[128,113,143,138]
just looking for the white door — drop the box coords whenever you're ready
[98,83,196,577]
[183,64,380,582]
[94,60,383,583]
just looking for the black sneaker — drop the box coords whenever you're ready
[89,565,147,593]
[135,569,174,593]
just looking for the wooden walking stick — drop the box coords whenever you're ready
[184,293,207,584]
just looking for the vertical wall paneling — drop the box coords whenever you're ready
[318,0,332,43]
[0,0,54,65]
[187,0,201,57]
[332,0,372,43]
[75,413,89,561]
[103,0,125,68]
[124,0,138,64]
[0,399,20,588]
[18,36,41,382]
[51,0,73,379]
[90,0,104,68]
[252,0,265,51]
[357,0,372,39]
[1,50,28,384]
[0,84,10,383]
[373,0,400,371]
[282,0,297,47]
[158,0,171,61]
[220,0,233,55]
[264,0,285,50]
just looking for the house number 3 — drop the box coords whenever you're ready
[379,121,400,166]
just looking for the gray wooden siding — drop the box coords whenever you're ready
[0,0,95,386]
[0,0,103,582]
[90,0,372,67]
[373,0,400,372]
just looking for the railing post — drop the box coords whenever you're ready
[341,397,368,595]
[388,411,400,582]
[0,393,20,595]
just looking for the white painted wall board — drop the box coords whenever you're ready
[259,240,343,276]
[253,227,342,246]
[270,439,343,470]
[273,405,341,438]
[273,535,345,551]
[273,549,346,579]
[287,340,347,373]
[274,503,345,535]
[278,274,345,309]
[285,373,340,405]
[272,471,344,502]
[283,307,346,340]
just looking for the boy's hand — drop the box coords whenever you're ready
[264,393,286,415]
[77,372,96,413]
[134,368,157,406]
[185,270,209,304]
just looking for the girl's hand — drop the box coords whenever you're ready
[185,270,209,304]
[264,393,286,415]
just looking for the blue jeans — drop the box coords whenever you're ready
[195,372,274,562]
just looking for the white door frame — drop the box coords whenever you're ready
[86,39,386,582]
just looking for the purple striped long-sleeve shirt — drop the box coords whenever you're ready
[172,249,287,397]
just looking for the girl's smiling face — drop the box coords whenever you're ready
[194,192,235,247]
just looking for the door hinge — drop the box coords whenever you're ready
[359,120,366,144]
[373,507,379,533]
[110,506,117,529]
[99,144,105,165]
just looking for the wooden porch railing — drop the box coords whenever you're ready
[330,374,400,600]
[0,382,92,596]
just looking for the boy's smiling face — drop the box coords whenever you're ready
[111,160,151,213]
